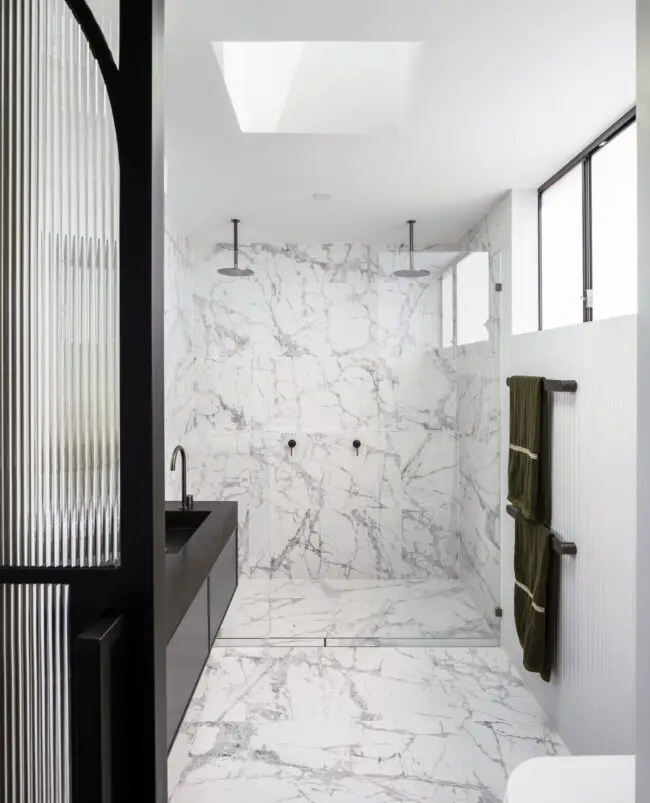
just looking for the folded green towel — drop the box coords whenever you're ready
[514,517,556,682]
[508,376,545,521]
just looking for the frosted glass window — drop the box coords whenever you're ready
[456,253,489,345]
[540,165,584,329]
[442,270,454,348]
[592,122,637,320]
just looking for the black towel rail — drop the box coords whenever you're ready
[506,505,578,556]
[506,377,577,393]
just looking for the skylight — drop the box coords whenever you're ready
[213,41,421,134]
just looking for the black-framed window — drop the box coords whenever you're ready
[538,108,637,330]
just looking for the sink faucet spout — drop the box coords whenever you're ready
[170,445,194,510]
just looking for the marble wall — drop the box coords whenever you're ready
[178,241,459,579]
[165,222,196,501]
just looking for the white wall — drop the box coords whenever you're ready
[503,317,637,755]
[637,0,650,792]
[462,189,637,755]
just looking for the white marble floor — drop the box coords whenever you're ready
[169,646,567,802]
[216,578,497,644]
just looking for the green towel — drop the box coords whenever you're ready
[508,376,545,520]
[508,375,557,682]
[514,517,557,682]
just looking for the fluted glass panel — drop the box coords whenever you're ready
[87,0,120,64]
[0,584,71,802]
[0,0,120,567]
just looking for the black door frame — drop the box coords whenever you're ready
[0,1,167,800]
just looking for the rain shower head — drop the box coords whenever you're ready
[218,219,254,277]
[393,220,431,278]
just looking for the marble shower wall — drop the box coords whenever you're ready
[186,242,459,579]
[457,345,500,627]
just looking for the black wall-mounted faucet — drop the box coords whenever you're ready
[170,445,194,510]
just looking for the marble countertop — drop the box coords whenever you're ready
[165,500,237,642]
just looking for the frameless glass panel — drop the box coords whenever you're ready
[0,0,120,567]
[592,122,637,320]
[0,584,71,802]
[442,270,454,348]
[540,165,584,329]
[456,253,489,346]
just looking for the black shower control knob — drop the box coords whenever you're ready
[288,439,297,455]
[353,439,361,455]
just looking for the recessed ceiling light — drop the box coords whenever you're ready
[313,192,333,201]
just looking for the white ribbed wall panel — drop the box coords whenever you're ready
[502,314,637,754]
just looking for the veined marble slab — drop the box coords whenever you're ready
[169,646,567,802]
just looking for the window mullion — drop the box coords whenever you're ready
[538,192,543,331]
[582,157,594,322]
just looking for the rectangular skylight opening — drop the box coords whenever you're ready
[213,41,421,134]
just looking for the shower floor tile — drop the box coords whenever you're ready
[216,578,497,643]
[169,645,567,802]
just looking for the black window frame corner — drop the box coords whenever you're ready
[537,106,636,331]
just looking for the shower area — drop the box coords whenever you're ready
[164,222,502,645]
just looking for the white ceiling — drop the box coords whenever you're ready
[165,0,635,246]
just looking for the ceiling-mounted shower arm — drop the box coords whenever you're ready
[217,218,254,277]
[232,218,240,271]
[393,219,430,278]
[408,219,416,272]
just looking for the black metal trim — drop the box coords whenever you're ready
[74,614,124,803]
[115,3,167,801]
[582,158,593,322]
[506,506,578,556]
[539,107,636,194]
[537,192,543,331]
[538,107,636,330]
[506,377,577,393]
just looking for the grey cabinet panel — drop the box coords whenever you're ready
[166,581,208,748]
[209,531,238,644]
